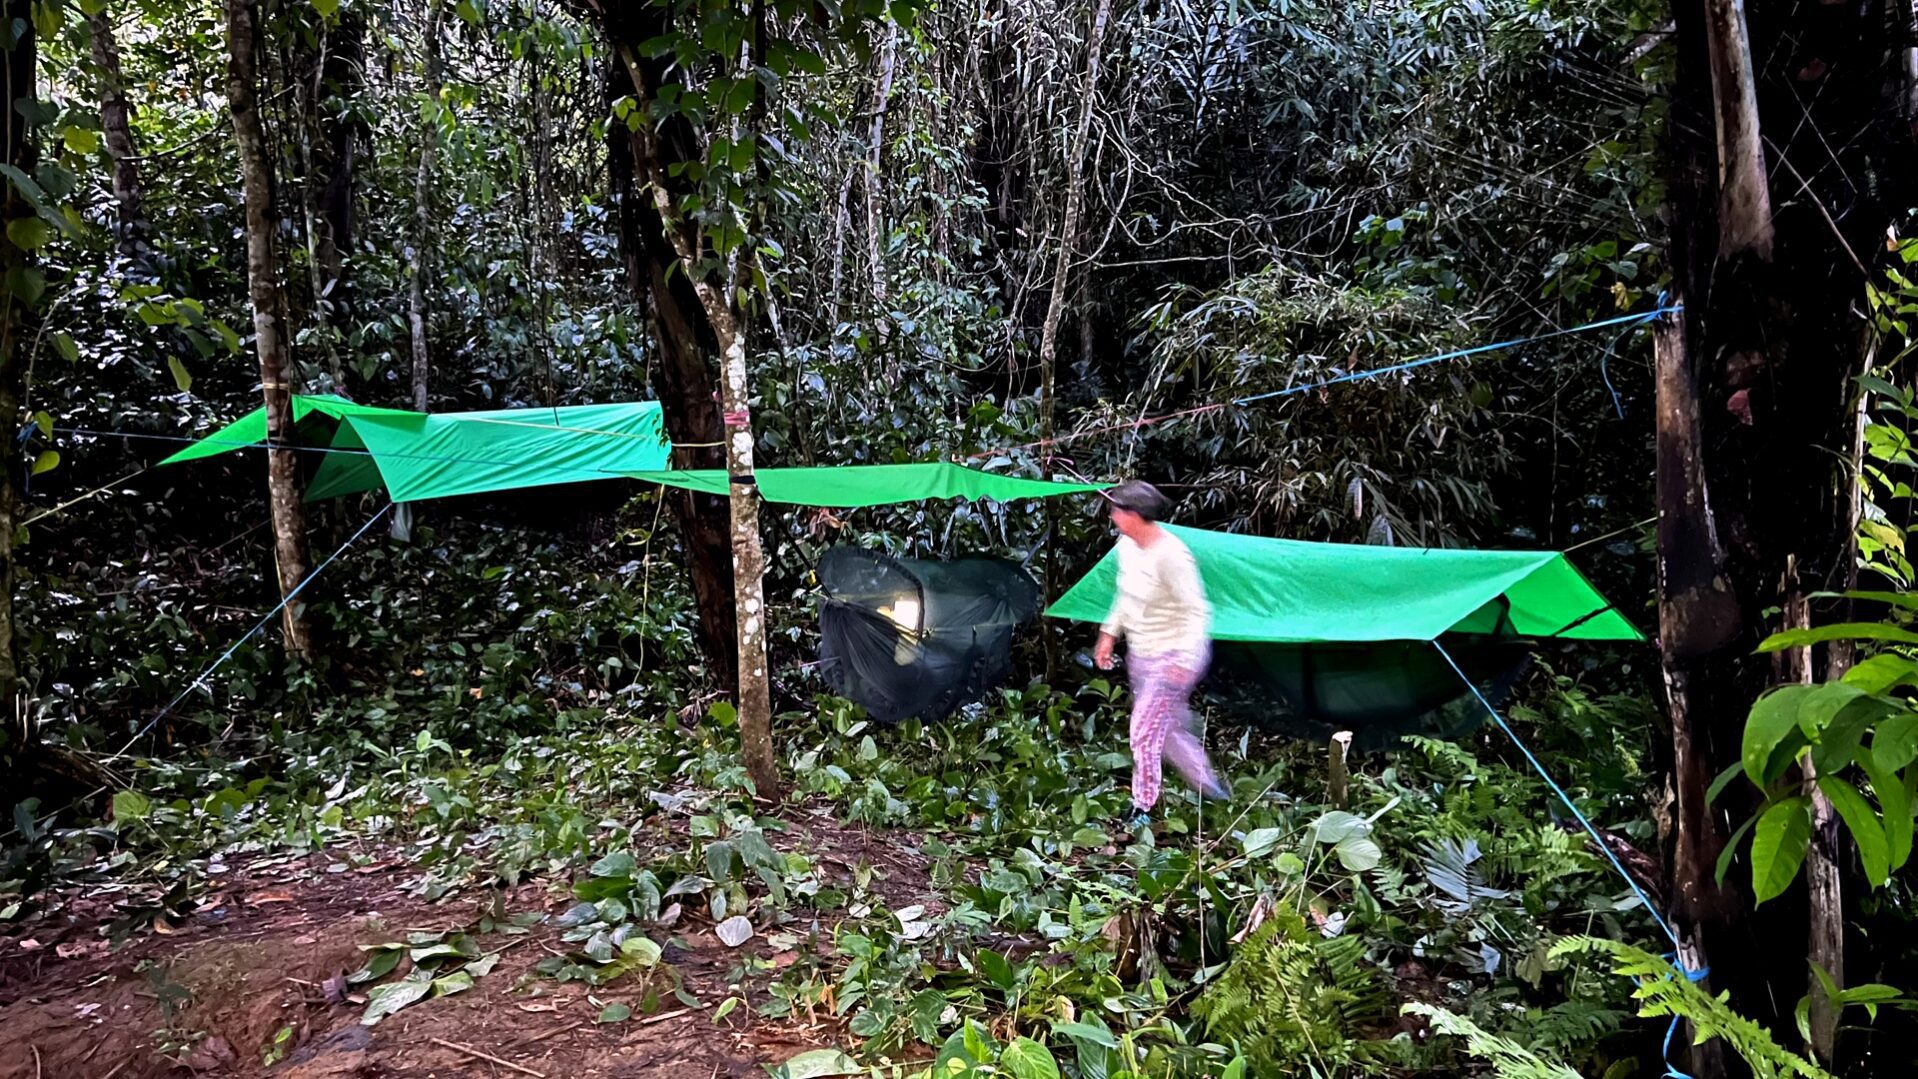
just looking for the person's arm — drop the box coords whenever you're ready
[1095,551,1127,669]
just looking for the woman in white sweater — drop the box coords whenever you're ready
[1093,480,1226,830]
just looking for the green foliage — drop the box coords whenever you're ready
[1192,911,1404,1074]
[1556,938,1836,1079]
[1403,1004,1581,1079]
[1725,373,1918,904]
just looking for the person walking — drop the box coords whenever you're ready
[1093,480,1226,832]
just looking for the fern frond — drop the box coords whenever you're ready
[1404,1004,1582,1079]
[1552,937,1837,1079]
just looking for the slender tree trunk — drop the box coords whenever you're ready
[609,36,778,798]
[409,0,443,413]
[1035,0,1113,682]
[863,26,896,337]
[0,0,37,729]
[87,10,144,264]
[312,12,361,344]
[825,161,854,333]
[228,0,314,659]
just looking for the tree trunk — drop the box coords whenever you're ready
[87,10,144,265]
[1035,0,1113,682]
[228,0,314,659]
[409,0,443,413]
[312,10,362,340]
[603,2,737,690]
[605,33,779,798]
[1704,0,1772,260]
[713,315,777,799]
[1659,0,1909,1050]
[1652,302,1734,1079]
[863,26,896,337]
[0,0,38,729]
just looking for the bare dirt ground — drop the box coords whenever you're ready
[0,804,937,1079]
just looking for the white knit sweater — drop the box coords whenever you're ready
[1099,531,1212,657]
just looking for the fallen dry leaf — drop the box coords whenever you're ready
[245,890,297,905]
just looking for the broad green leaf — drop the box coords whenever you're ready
[705,839,736,880]
[166,356,192,393]
[1813,697,1893,774]
[1751,797,1812,904]
[431,970,475,997]
[347,947,403,984]
[31,410,50,436]
[1873,713,1918,773]
[1818,775,1891,886]
[977,948,1015,990]
[591,851,637,878]
[619,936,662,966]
[1050,1020,1119,1049]
[1760,623,1918,651]
[361,972,433,1025]
[597,1002,632,1023]
[771,1049,861,1078]
[61,126,100,155]
[725,76,756,115]
[1744,686,1816,786]
[1311,811,1368,844]
[409,943,469,964]
[1334,835,1382,872]
[1001,1038,1062,1079]
[1240,827,1282,858]
[311,0,340,16]
[111,790,151,822]
[31,450,58,476]
[6,215,49,251]
[465,953,501,978]
[1859,752,1912,871]
[1843,653,1918,694]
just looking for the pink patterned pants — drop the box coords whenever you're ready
[1127,645,1219,811]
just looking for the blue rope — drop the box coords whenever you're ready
[1229,304,1678,409]
[1432,639,1704,1079]
[110,502,393,758]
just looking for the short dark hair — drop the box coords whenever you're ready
[1103,479,1171,521]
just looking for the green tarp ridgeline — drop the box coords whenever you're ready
[1046,524,1640,643]
[161,395,671,503]
[625,462,1109,507]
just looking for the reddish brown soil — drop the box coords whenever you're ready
[0,804,935,1079]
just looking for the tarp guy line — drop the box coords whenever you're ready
[974,302,1682,459]
[110,503,394,758]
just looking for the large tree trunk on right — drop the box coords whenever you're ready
[87,10,145,265]
[1657,0,1909,1064]
[227,0,314,659]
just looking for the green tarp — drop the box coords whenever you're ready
[161,395,671,503]
[1046,524,1640,642]
[625,462,1108,506]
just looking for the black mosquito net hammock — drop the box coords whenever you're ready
[816,546,1042,723]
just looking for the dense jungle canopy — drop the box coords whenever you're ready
[3,0,1918,1075]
